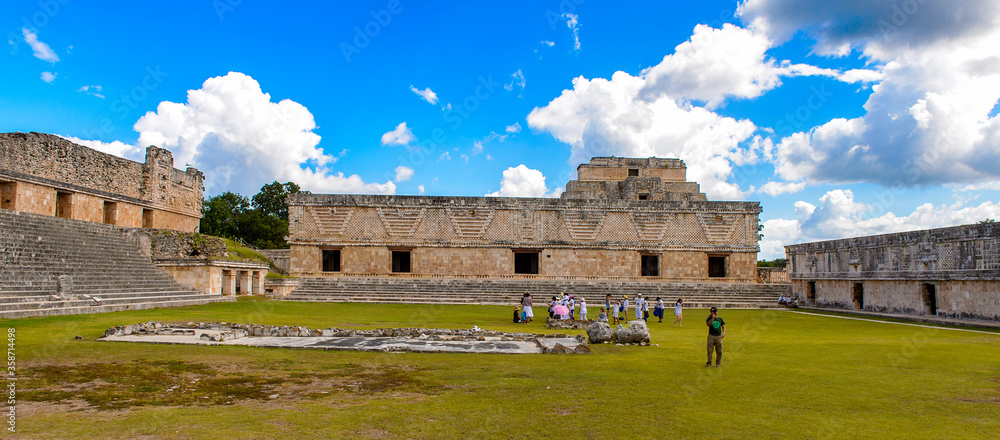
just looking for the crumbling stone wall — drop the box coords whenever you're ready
[0,132,203,232]
[786,222,1000,321]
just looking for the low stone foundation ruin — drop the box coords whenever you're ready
[545,317,594,330]
[100,322,590,354]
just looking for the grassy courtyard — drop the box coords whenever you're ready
[4,298,999,439]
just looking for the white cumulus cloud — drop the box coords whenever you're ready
[77,85,104,99]
[757,188,1000,259]
[408,85,438,105]
[380,122,415,146]
[394,165,414,182]
[486,165,561,198]
[21,28,59,63]
[117,71,396,195]
[40,71,56,83]
[757,181,806,197]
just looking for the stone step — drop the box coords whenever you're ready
[0,209,220,318]
[0,296,236,319]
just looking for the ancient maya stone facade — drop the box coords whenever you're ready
[0,132,203,232]
[786,222,1000,322]
[287,157,762,281]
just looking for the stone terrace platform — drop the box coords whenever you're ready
[0,209,233,319]
[284,276,791,309]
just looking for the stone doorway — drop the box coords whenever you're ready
[56,191,73,219]
[103,201,117,225]
[142,208,154,228]
[641,255,659,277]
[322,249,341,272]
[391,251,411,273]
[708,256,726,278]
[807,281,817,303]
[0,181,14,210]
[921,283,937,315]
[852,283,864,310]
[513,251,539,274]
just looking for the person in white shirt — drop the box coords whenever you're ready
[634,294,643,323]
[641,296,650,321]
[672,298,684,327]
[621,295,630,321]
[567,295,575,319]
[579,298,588,321]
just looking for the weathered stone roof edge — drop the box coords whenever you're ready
[288,193,760,211]
[785,222,1000,252]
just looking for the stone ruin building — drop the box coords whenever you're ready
[0,132,203,232]
[282,157,787,306]
[0,132,236,318]
[786,222,1000,322]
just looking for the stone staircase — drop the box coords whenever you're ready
[0,209,233,319]
[284,276,792,309]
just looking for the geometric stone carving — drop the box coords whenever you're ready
[310,207,354,236]
[563,210,606,241]
[630,212,674,242]
[696,212,740,244]
[447,208,495,239]
[377,207,426,238]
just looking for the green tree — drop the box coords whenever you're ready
[757,258,788,268]
[252,181,303,220]
[200,191,251,239]
[199,182,305,249]
[979,218,996,224]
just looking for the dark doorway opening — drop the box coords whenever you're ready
[641,255,659,277]
[921,283,937,315]
[103,201,117,225]
[852,283,864,310]
[628,168,639,177]
[0,182,14,210]
[142,209,154,228]
[56,192,73,219]
[392,251,411,273]
[322,250,341,272]
[514,252,539,274]
[807,281,817,303]
[638,194,649,200]
[708,256,726,278]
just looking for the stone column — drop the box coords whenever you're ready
[252,270,264,295]
[221,270,235,296]
[239,270,252,295]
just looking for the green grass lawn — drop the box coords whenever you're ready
[4,298,999,439]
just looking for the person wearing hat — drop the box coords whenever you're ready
[620,295,630,321]
[705,307,726,367]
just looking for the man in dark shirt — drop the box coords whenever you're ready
[706,307,726,367]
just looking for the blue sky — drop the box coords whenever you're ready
[4,0,1000,259]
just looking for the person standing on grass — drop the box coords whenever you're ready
[655,297,665,323]
[634,294,643,323]
[642,296,650,322]
[612,299,621,324]
[579,298,588,321]
[621,295,630,321]
[706,307,725,367]
[605,294,613,320]
[568,295,575,320]
[521,293,534,323]
[672,298,684,327]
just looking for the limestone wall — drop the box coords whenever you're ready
[793,279,1000,321]
[291,244,758,280]
[787,222,1000,321]
[0,132,203,232]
